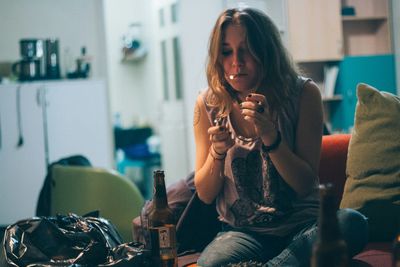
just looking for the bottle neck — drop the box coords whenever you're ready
[153,174,168,209]
[318,193,341,242]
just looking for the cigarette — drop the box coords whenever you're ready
[229,74,237,80]
[229,67,242,80]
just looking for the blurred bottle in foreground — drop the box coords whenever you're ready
[393,232,400,267]
[311,183,348,267]
[147,170,177,267]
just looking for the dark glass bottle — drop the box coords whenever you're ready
[148,170,177,267]
[393,232,400,267]
[311,183,348,267]
[76,46,90,78]
[45,38,60,79]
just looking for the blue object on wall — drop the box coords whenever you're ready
[330,54,397,132]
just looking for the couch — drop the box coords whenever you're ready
[315,134,392,267]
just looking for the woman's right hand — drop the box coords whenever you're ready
[207,123,234,155]
[194,96,233,204]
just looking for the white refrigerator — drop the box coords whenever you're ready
[0,79,113,225]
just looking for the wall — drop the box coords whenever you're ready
[102,0,159,128]
[0,0,107,78]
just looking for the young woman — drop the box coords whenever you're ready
[193,7,368,266]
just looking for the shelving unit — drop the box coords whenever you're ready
[322,97,342,134]
[341,0,392,56]
[328,0,395,132]
[298,61,342,101]
[284,0,394,132]
[286,0,343,63]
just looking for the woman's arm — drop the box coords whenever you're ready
[193,95,234,204]
[242,81,323,197]
[266,81,323,197]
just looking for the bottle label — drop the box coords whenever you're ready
[159,226,171,248]
[149,224,177,267]
[149,224,176,249]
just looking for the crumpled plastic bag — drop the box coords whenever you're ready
[0,213,151,267]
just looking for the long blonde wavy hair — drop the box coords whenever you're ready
[206,7,300,117]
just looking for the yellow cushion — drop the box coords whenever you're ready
[340,83,400,241]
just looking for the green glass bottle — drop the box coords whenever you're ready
[311,183,348,267]
[393,232,400,267]
[148,170,177,267]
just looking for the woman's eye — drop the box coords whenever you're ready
[222,50,232,56]
[239,47,249,55]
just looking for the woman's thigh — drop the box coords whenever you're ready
[197,230,284,267]
[267,208,368,267]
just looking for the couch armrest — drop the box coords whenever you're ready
[319,134,351,208]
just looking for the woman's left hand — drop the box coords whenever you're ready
[240,93,276,140]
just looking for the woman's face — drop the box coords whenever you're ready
[221,24,259,95]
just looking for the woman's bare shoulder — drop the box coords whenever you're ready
[301,80,322,104]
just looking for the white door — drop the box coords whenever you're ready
[154,0,190,186]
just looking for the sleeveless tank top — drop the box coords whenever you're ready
[201,76,319,237]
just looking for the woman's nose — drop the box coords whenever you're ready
[232,52,244,67]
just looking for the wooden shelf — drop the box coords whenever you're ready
[121,48,147,63]
[340,0,391,55]
[322,94,342,130]
[322,95,343,102]
[286,0,392,132]
[342,16,388,22]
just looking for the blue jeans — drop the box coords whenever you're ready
[197,208,368,267]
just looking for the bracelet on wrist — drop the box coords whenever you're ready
[262,130,281,153]
[209,145,226,160]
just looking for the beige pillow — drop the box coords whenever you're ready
[340,83,400,241]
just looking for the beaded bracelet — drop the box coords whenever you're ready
[261,130,281,153]
[209,146,226,175]
[209,145,226,160]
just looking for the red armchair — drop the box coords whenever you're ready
[318,134,392,267]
